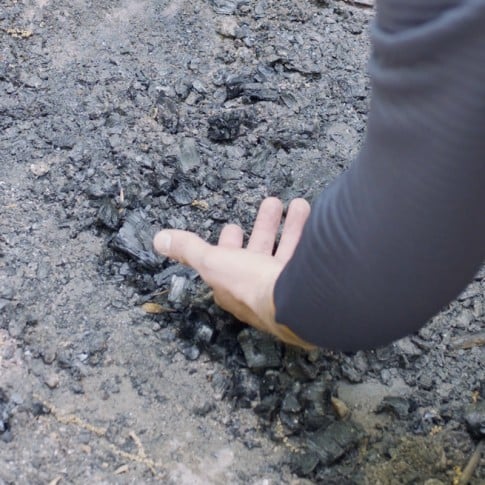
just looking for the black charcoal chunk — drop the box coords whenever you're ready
[179,310,215,346]
[300,381,330,412]
[208,0,244,15]
[225,73,280,103]
[254,63,274,82]
[290,450,320,476]
[282,391,302,413]
[300,381,332,431]
[341,362,363,383]
[211,371,233,400]
[248,147,273,177]
[178,342,201,361]
[178,138,200,174]
[169,171,198,206]
[394,337,422,359]
[168,275,189,304]
[231,368,260,407]
[211,322,246,364]
[305,421,363,466]
[282,58,321,76]
[225,74,253,99]
[154,264,197,287]
[111,210,164,270]
[208,111,244,142]
[171,184,197,206]
[259,370,282,399]
[302,412,333,433]
[237,329,282,372]
[464,401,485,439]
[376,396,411,419]
[153,174,172,196]
[97,198,121,230]
[0,389,12,435]
[279,410,300,433]
[284,348,318,382]
[254,395,281,421]
[195,323,215,345]
[31,400,50,417]
[86,181,117,199]
[155,92,179,133]
[238,83,280,103]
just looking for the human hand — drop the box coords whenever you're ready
[153,197,315,349]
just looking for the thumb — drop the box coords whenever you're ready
[153,229,211,269]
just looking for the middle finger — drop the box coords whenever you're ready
[247,197,283,254]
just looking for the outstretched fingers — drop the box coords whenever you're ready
[275,198,311,263]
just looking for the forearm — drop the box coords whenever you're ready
[274,0,485,351]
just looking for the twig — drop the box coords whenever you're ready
[33,395,166,478]
[450,332,485,350]
[459,440,484,485]
[35,396,106,436]
[129,431,147,459]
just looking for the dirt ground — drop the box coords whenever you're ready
[0,0,483,483]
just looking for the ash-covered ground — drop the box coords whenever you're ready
[0,0,483,483]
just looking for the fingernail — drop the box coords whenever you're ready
[156,231,172,255]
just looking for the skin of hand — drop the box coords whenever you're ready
[153,197,316,350]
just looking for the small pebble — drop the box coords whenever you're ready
[8,319,26,338]
[30,162,50,177]
[215,17,239,38]
[41,346,57,365]
[44,373,60,389]
[193,401,215,417]
[179,342,200,361]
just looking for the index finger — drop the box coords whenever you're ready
[153,229,212,270]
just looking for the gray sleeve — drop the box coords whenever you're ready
[273,0,485,351]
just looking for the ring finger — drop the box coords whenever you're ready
[218,223,244,248]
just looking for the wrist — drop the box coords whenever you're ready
[266,274,316,350]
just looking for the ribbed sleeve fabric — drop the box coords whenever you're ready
[273,0,485,351]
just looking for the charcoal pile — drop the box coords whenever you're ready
[102,202,484,480]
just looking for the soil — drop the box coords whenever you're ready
[0,0,483,483]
